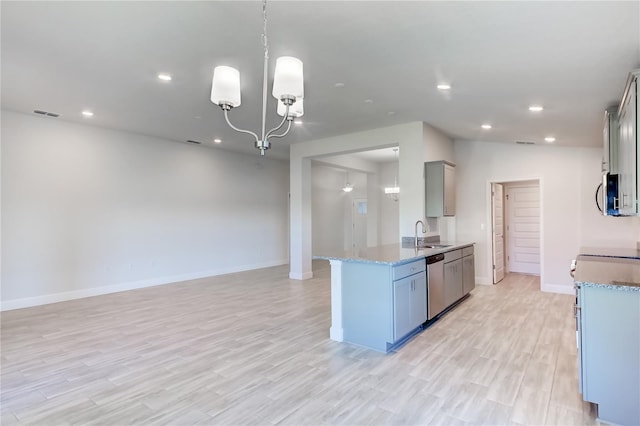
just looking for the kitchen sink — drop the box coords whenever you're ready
[420,244,451,249]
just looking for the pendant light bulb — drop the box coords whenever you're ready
[343,171,354,192]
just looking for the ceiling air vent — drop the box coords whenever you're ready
[516,140,535,145]
[185,139,202,145]
[33,109,60,117]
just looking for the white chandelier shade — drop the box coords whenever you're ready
[277,98,304,118]
[272,56,304,101]
[210,66,241,108]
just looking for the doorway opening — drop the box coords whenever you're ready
[490,179,541,285]
[352,198,368,252]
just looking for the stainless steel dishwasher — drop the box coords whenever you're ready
[426,253,445,320]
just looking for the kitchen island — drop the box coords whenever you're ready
[315,242,474,353]
[573,253,640,426]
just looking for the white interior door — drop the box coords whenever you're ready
[505,185,540,275]
[491,183,505,284]
[352,198,368,252]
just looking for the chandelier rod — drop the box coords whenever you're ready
[260,0,269,142]
[266,106,290,139]
[268,120,292,139]
[223,109,259,141]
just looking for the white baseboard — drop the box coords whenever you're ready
[1,259,288,311]
[329,327,344,342]
[289,271,314,280]
[541,283,574,295]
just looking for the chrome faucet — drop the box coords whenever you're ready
[415,220,427,247]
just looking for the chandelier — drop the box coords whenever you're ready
[210,0,304,156]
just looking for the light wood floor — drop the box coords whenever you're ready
[1,262,601,425]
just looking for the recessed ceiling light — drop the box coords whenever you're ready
[364,99,373,104]
[213,138,222,144]
[388,111,396,115]
[481,124,492,129]
[82,110,94,117]
[158,73,172,81]
[294,120,303,125]
[545,136,556,143]
[529,105,544,112]
[437,84,451,90]
[335,82,345,88]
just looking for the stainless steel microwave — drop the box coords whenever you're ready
[602,173,620,216]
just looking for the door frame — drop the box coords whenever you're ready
[491,183,505,284]
[486,177,544,290]
[503,181,541,276]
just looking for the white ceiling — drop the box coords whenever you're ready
[2,1,639,161]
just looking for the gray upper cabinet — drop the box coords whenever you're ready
[602,107,618,174]
[617,70,639,215]
[425,161,456,217]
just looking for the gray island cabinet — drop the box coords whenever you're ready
[342,259,426,352]
[574,253,640,426]
[315,242,475,353]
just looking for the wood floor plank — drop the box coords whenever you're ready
[1,266,601,425]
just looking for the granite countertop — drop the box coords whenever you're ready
[579,246,640,260]
[575,254,640,292]
[314,242,474,266]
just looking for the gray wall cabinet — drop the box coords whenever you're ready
[602,107,619,174]
[425,161,456,217]
[617,71,639,215]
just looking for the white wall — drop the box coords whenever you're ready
[423,123,456,241]
[455,140,639,293]
[311,165,346,255]
[1,111,290,309]
[311,162,385,254]
[290,122,423,279]
[379,161,400,244]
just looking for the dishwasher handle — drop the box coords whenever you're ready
[426,253,445,264]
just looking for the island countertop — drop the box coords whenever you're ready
[314,242,474,266]
[575,254,640,291]
[578,246,640,260]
